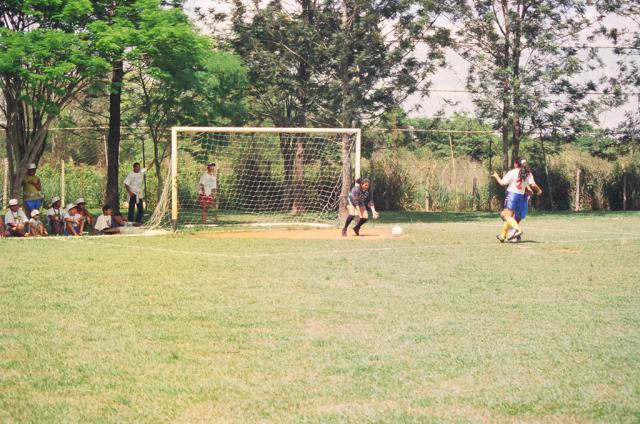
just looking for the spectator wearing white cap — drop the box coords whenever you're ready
[22,163,42,215]
[46,196,64,235]
[63,203,85,236]
[28,209,48,237]
[5,198,29,237]
[75,198,96,235]
[124,162,146,223]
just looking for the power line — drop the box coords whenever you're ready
[428,89,639,95]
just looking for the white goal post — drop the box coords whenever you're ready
[165,126,362,230]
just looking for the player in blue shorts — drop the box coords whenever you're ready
[491,157,542,242]
[342,178,379,236]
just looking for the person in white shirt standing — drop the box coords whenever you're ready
[198,162,218,224]
[123,162,146,224]
[5,198,29,237]
[491,157,542,242]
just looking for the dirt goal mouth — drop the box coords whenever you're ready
[193,227,403,240]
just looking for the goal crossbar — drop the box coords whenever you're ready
[169,127,362,230]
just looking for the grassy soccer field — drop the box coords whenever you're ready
[1,212,639,423]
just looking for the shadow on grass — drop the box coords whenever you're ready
[379,210,640,224]
[379,211,497,224]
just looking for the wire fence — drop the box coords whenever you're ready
[1,127,638,214]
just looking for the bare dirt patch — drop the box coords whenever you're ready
[194,227,403,240]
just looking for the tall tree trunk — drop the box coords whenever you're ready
[106,60,124,213]
[500,0,511,172]
[501,80,510,172]
[511,5,524,164]
[4,83,49,198]
[291,0,313,214]
[151,131,164,202]
[280,135,294,210]
[291,136,305,214]
[338,0,354,218]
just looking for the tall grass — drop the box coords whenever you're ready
[366,146,640,212]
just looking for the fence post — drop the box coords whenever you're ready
[623,171,627,211]
[61,159,66,207]
[472,177,478,211]
[574,168,581,212]
[448,133,458,209]
[539,135,555,211]
[2,158,8,209]
[103,134,108,168]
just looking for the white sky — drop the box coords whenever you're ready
[185,0,638,129]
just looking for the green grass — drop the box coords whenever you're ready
[1,212,640,423]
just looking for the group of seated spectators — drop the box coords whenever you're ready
[1,196,128,237]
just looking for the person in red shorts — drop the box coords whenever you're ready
[198,163,218,224]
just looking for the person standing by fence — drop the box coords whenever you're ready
[198,163,218,224]
[22,163,42,215]
[124,162,146,224]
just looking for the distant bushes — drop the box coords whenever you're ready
[3,131,638,213]
[365,146,640,212]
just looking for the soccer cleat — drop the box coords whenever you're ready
[353,226,360,236]
[508,229,523,241]
[496,234,505,243]
[341,228,347,237]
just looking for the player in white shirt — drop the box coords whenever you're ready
[491,157,542,242]
[124,162,146,223]
[63,203,86,236]
[28,209,48,237]
[198,163,218,224]
[46,196,64,235]
[95,205,121,235]
[5,198,29,237]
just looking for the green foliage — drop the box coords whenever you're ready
[456,0,615,167]
[366,147,490,212]
[228,0,453,127]
[1,0,110,196]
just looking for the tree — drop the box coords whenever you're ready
[90,0,211,212]
[456,0,611,171]
[126,47,247,200]
[0,0,110,197]
[226,0,454,212]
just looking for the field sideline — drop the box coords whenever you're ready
[1,212,639,422]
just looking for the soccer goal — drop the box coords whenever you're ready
[147,127,361,230]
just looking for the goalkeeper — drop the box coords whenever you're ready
[342,178,379,236]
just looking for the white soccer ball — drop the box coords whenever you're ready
[391,226,403,236]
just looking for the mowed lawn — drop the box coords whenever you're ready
[1,212,639,423]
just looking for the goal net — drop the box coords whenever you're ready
[147,127,361,230]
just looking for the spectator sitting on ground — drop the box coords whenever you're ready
[29,209,48,237]
[46,196,64,235]
[95,205,121,235]
[111,209,127,228]
[63,203,85,236]
[22,163,42,215]
[5,198,29,237]
[76,198,96,235]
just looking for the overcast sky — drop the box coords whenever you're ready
[184,0,637,129]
